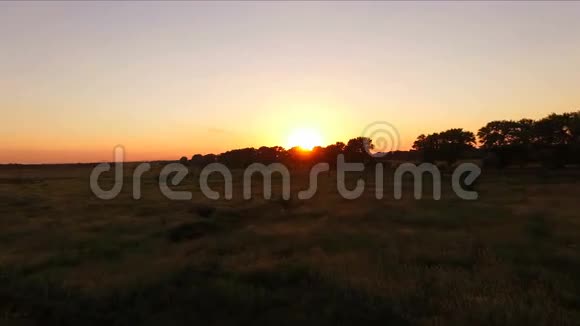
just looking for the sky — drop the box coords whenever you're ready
[1,1,579,163]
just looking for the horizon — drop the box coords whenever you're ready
[3,3,580,324]
[2,1,580,164]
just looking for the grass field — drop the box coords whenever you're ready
[1,164,580,325]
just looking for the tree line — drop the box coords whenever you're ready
[182,137,375,169]
[181,111,580,169]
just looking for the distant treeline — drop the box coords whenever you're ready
[182,111,580,169]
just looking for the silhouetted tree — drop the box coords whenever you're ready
[191,154,204,166]
[413,129,475,164]
[476,111,580,168]
[344,137,373,164]
[256,146,285,164]
[477,120,534,148]
[533,111,580,168]
[218,148,257,168]
[185,110,580,172]
[477,119,534,168]
[190,154,217,167]
[320,142,345,168]
[534,112,580,146]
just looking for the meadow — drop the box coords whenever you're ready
[1,163,580,325]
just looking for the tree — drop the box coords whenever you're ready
[218,148,257,168]
[256,146,285,164]
[190,154,204,166]
[344,137,373,163]
[477,119,535,168]
[534,112,580,146]
[478,120,520,148]
[412,133,440,152]
[533,111,580,168]
[321,142,345,167]
[413,129,475,163]
[183,111,580,172]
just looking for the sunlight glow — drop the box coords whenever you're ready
[286,128,323,151]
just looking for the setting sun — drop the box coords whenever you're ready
[286,128,323,151]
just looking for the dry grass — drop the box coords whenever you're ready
[1,164,580,325]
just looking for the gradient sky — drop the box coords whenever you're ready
[1,1,579,163]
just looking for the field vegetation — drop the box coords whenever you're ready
[1,164,580,325]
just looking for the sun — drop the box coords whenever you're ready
[286,128,323,151]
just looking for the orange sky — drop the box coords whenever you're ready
[1,2,579,163]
